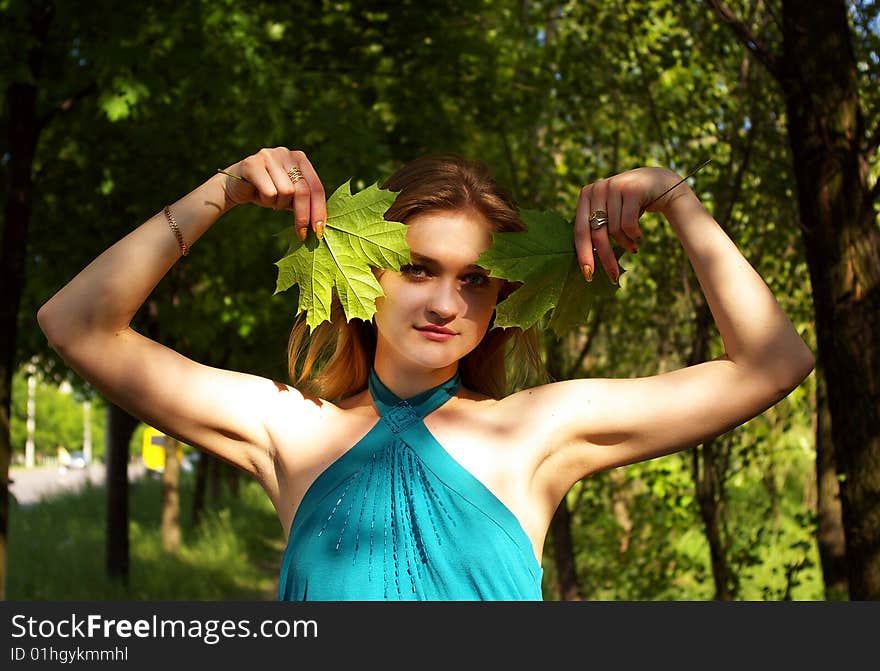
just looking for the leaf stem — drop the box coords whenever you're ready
[217,168,249,182]
[641,158,712,213]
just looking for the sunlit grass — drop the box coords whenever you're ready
[8,473,284,600]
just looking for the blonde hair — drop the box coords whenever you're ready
[288,154,545,401]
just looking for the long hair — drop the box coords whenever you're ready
[288,154,545,401]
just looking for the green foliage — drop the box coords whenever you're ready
[274,181,408,328]
[479,209,625,335]
[7,0,834,600]
[10,367,105,462]
[8,475,280,600]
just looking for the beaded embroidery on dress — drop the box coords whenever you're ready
[278,368,543,601]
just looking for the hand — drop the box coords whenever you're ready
[219,147,327,241]
[574,167,686,284]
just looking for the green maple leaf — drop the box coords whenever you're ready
[476,209,624,337]
[274,181,409,329]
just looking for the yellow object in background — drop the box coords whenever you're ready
[141,426,182,472]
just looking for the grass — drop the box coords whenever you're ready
[7,473,285,600]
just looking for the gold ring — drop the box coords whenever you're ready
[287,166,304,185]
[589,209,608,230]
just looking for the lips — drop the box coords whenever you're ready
[415,325,456,335]
[415,325,457,341]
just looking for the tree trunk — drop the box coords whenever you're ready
[226,464,240,499]
[0,2,53,600]
[607,469,633,553]
[686,293,736,600]
[542,330,583,599]
[549,497,583,600]
[105,401,138,582]
[161,437,181,553]
[192,450,209,527]
[692,439,734,600]
[815,364,849,599]
[777,0,880,599]
[208,453,222,501]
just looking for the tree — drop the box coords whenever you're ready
[708,0,880,600]
[10,0,539,595]
[7,0,827,600]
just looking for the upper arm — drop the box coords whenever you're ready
[515,356,811,504]
[47,326,321,494]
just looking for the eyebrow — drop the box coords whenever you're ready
[408,252,489,272]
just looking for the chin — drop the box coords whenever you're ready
[400,338,475,372]
[405,348,466,372]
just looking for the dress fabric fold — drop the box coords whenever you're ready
[278,368,543,601]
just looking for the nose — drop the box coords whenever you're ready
[426,278,465,321]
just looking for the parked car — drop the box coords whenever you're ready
[68,451,88,469]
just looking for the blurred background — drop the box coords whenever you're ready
[2,0,878,601]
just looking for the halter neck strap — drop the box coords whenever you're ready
[369,368,461,435]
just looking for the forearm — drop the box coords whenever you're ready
[664,190,814,386]
[38,172,231,345]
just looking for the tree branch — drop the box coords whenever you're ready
[572,302,604,377]
[705,0,782,82]
[620,3,671,164]
[38,82,98,132]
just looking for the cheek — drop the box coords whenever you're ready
[465,290,500,325]
[376,276,421,316]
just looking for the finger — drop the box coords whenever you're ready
[263,153,298,211]
[239,159,280,210]
[290,176,312,243]
[607,183,637,254]
[620,192,642,251]
[589,180,619,284]
[574,184,596,282]
[290,151,328,239]
[605,183,624,249]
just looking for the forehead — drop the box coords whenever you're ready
[405,209,494,265]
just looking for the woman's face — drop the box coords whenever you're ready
[373,208,505,374]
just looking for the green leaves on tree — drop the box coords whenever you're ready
[477,209,623,337]
[274,181,409,329]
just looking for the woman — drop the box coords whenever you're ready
[37,147,814,600]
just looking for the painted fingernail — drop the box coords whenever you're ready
[582,264,593,282]
[296,226,307,242]
[315,220,325,239]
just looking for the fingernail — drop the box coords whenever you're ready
[296,227,307,242]
[315,220,325,240]
[582,264,593,282]
[611,270,619,285]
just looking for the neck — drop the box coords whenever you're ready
[372,355,459,400]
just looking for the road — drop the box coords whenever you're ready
[9,462,146,507]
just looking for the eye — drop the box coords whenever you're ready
[463,272,491,288]
[401,264,429,279]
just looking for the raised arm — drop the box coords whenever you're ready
[37,147,327,500]
[514,167,815,507]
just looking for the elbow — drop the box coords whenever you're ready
[37,301,70,352]
[777,344,815,395]
[793,341,816,383]
[36,302,57,346]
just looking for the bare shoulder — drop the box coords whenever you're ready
[253,379,338,449]
[492,377,610,445]
[429,387,549,497]
[265,384,375,468]
[267,386,382,534]
[495,358,809,507]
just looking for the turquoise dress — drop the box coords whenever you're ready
[278,368,544,601]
